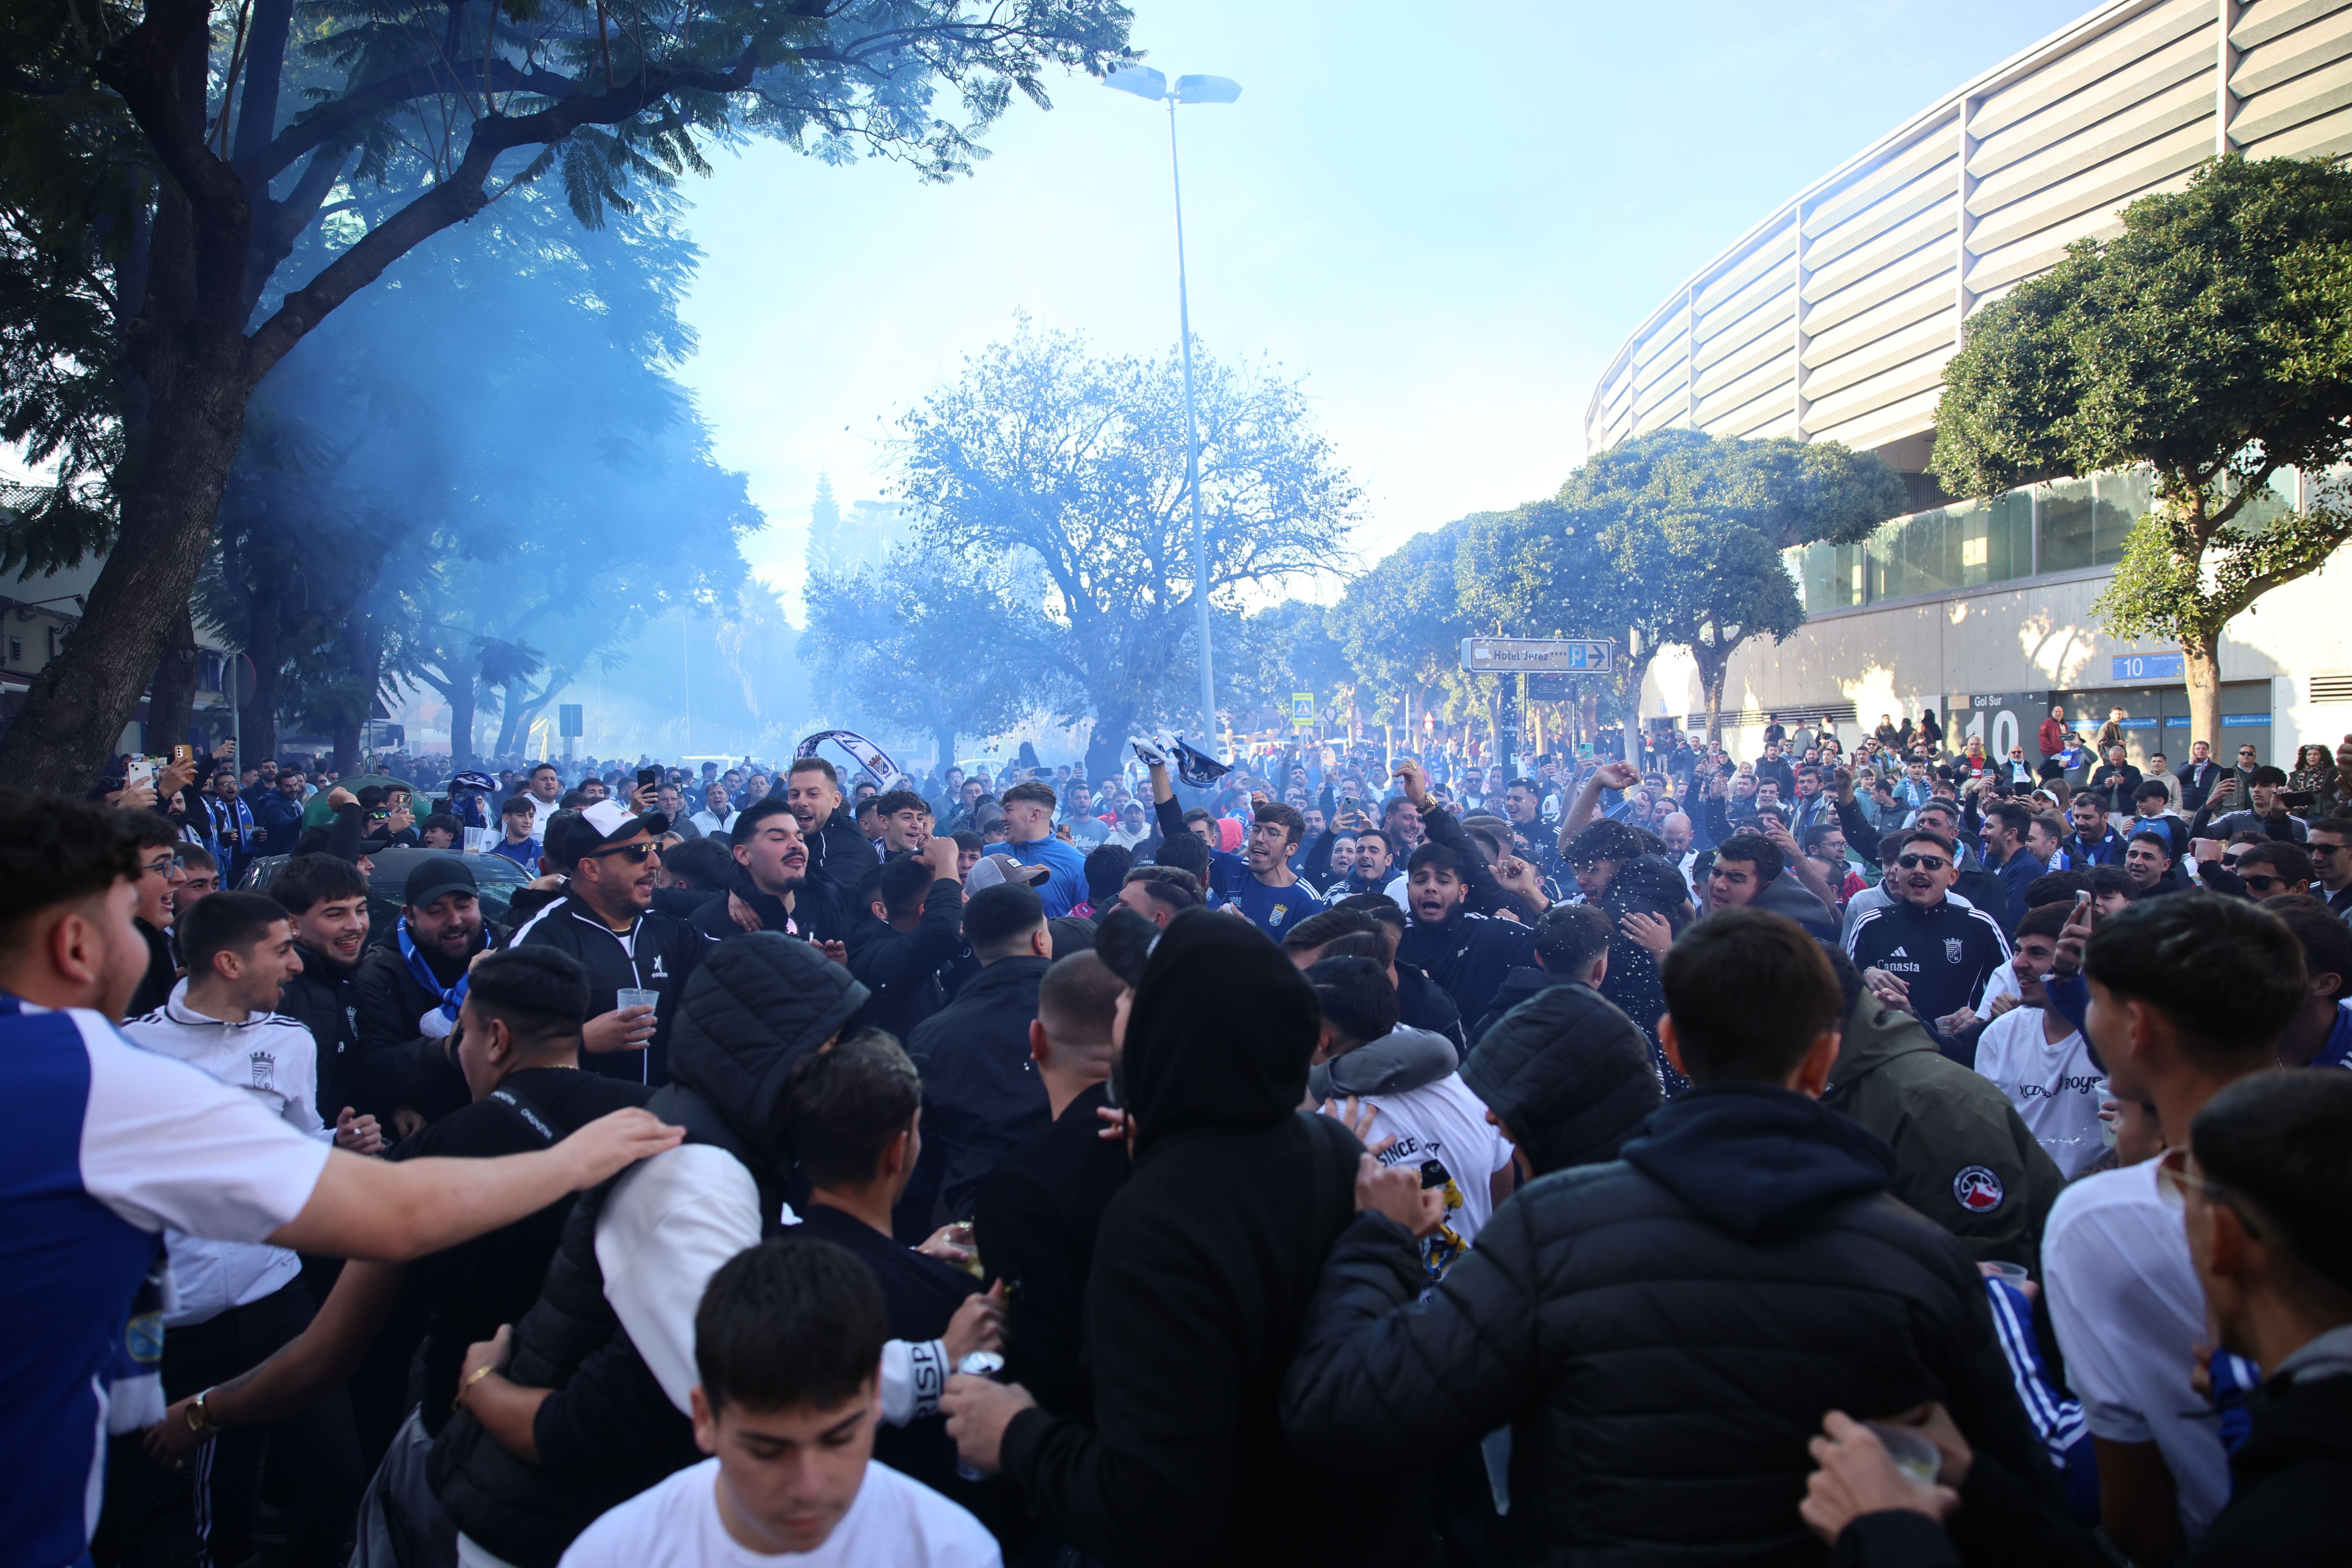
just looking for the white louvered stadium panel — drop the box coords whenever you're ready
[1583,0,2352,465]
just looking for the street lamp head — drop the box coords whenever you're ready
[1173,74,1241,105]
[1102,63,1167,100]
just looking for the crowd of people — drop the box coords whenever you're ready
[14,711,2352,1567]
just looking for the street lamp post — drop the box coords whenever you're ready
[1105,64,1240,757]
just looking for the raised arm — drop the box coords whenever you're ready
[1560,760,1639,848]
[267,1108,681,1260]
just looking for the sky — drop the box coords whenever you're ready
[674,0,2094,617]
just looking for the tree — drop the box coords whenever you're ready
[800,546,1046,771]
[1932,154,2352,746]
[893,323,1360,781]
[1328,523,1481,733]
[0,0,1132,788]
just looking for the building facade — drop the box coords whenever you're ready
[1585,0,2352,766]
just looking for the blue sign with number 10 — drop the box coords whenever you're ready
[2111,652,2185,682]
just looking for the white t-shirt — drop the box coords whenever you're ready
[559,1457,998,1568]
[2043,1160,2229,1544]
[1360,1073,1515,1247]
[597,1146,940,1423]
[1979,960,2020,1010]
[1971,1007,2105,1179]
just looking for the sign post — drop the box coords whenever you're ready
[559,703,584,760]
[1461,637,1617,675]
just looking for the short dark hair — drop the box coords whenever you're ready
[1281,905,1377,955]
[2134,780,2172,803]
[862,855,937,924]
[1120,864,1201,914]
[1306,955,1399,1047]
[2192,1070,2352,1301]
[1001,780,1057,811]
[2087,865,2137,900]
[529,762,559,779]
[1405,841,1468,879]
[659,836,734,893]
[731,796,796,848]
[2247,764,2288,787]
[1984,800,2033,839]
[1532,903,1612,974]
[853,796,880,823]
[419,812,461,839]
[2016,902,2084,942]
[558,791,592,811]
[0,797,129,937]
[782,1031,922,1189]
[1252,802,1306,847]
[1155,830,1211,882]
[2070,789,2108,811]
[177,843,218,875]
[873,789,927,818]
[465,946,590,1053]
[2263,893,2352,988]
[1083,844,1133,903]
[267,852,370,917]
[1038,951,1123,1045]
[178,891,289,978]
[2084,892,2305,1071]
[1713,831,1784,886]
[788,756,839,785]
[1900,828,1957,860]
[501,795,537,820]
[121,809,180,852]
[2126,828,2176,860]
[693,1236,887,1415]
[1565,818,1642,868]
[2237,842,2314,885]
[1353,827,1390,855]
[965,882,1045,957]
[2024,869,2093,908]
[1660,909,1842,1083]
[951,830,983,853]
[2309,817,2352,838]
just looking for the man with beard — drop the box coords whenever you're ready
[514,801,710,1087]
[1338,827,1396,902]
[1845,829,2012,1038]
[353,854,490,1134]
[942,908,1429,1563]
[1560,818,1688,1085]
[1399,842,1534,1033]
[690,797,853,947]
[784,756,874,891]
[270,852,373,1119]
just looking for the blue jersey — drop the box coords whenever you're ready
[1227,872,1324,938]
[0,994,328,1565]
[1002,835,1089,918]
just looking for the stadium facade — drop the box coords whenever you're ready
[1588,0,2352,765]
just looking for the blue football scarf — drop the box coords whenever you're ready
[398,922,469,1024]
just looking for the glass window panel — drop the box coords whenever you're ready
[2227,466,2297,535]
[2091,469,2151,566]
[2040,477,2094,573]
[1986,488,2031,582]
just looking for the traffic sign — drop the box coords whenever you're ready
[1461,637,1615,675]
[1290,692,1315,729]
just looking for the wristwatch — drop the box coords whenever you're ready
[185,1387,216,1436]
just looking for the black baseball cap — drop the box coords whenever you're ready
[404,854,479,909]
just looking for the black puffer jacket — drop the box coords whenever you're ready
[1586,852,1691,1089]
[1281,1081,2054,1566]
[431,935,869,1566]
[1460,981,1660,1175]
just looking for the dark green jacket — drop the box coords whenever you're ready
[1822,990,2064,1271]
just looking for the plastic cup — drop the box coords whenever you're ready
[614,987,658,1014]
[463,827,490,854]
[1988,1261,2030,1290]
[1865,1422,1944,1487]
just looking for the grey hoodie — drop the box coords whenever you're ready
[1309,1025,1458,1103]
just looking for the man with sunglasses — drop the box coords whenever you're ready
[2040,893,2306,1564]
[1845,829,2011,1040]
[2306,817,2352,918]
[2233,842,2315,902]
[513,801,708,1087]
[2198,764,2310,845]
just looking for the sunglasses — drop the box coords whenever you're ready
[2242,873,2292,893]
[588,841,657,864]
[1896,853,1949,871]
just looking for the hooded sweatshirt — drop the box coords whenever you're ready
[999,910,1425,1567]
[1460,981,1661,1176]
[1310,1025,1508,1268]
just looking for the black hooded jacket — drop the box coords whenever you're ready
[844,871,963,1040]
[806,804,878,892]
[350,924,479,1127]
[278,940,360,1120]
[997,910,1424,1566]
[1281,1080,2056,1565]
[688,863,853,947]
[1397,907,1534,1027]
[1459,982,1661,1176]
[432,935,869,1566]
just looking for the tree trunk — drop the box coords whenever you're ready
[144,608,202,756]
[332,708,362,775]
[934,720,957,780]
[1083,701,1137,788]
[1695,642,1732,748]
[330,616,383,776]
[0,25,253,792]
[2182,627,2222,762]
[447,673,478,771]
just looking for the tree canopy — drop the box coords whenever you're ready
[1932,154,2352,742]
